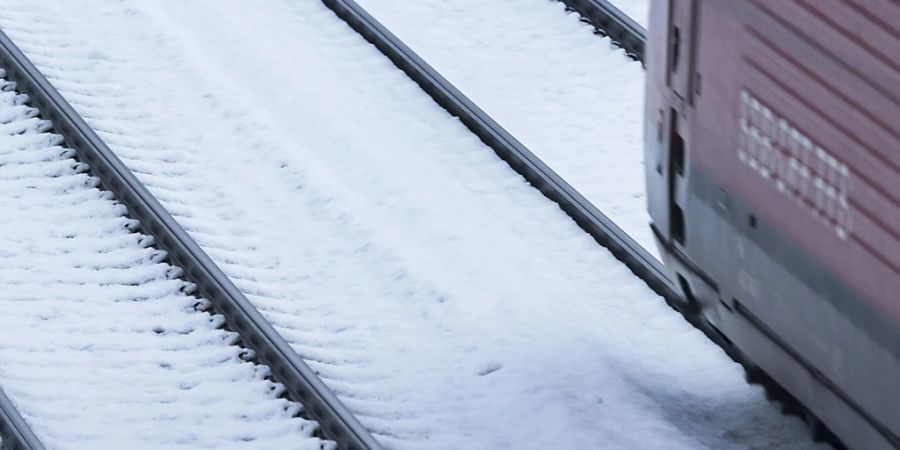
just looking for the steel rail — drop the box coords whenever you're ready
[557,0,647,63]
[320,0,679,304]
[0,387,43,450]
[0,28,381,450]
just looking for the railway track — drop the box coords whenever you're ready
[0,0,838,448]
[321,0,677,335]
[558,0,646,63]
[0,65,325,450]
[0,29,379,450]
[323,0,845,448]
[0,384,38,450]
[322,0,674,302]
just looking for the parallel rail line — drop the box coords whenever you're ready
[0,28,380,450]
[0,2,840,449]
[320,2,852,447]
[310,6,783,437]
[558,0,646,63]
[313,0,764,416]
[320,0,679,315]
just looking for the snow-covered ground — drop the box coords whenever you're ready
[0,1,821,449]
[354,0,658,256]
[0,78,327,449]
[609,0,650,28]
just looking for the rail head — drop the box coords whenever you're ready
[0,388,43,450]
[319,0,676,302]
[0,28,380,450]
[558,0,646,63]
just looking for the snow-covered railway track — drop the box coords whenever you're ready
[557,0,646,63]
[326,1,840,447]
[0,1,825,448]
[356,0,854,446]
[322,0,676,335]
[0,30,376,450]
[0,68,324,450]
[328,0,755,411]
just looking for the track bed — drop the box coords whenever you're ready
[0,74,328,450]
[355,0,656,255]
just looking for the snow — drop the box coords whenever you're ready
[0,82,328,448]
[0,0,823,449]
[608,0,650,28]
[354,0,659,257]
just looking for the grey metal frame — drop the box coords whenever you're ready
[319,0,677,304]
[557,0,646,63]
[0,28,381,450]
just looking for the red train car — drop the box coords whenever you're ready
[644,0,899,448]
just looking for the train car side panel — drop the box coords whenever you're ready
[647,0,900,447]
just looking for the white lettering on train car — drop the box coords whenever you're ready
[737,90,852,240]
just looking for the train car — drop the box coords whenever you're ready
[643,0,900,448]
